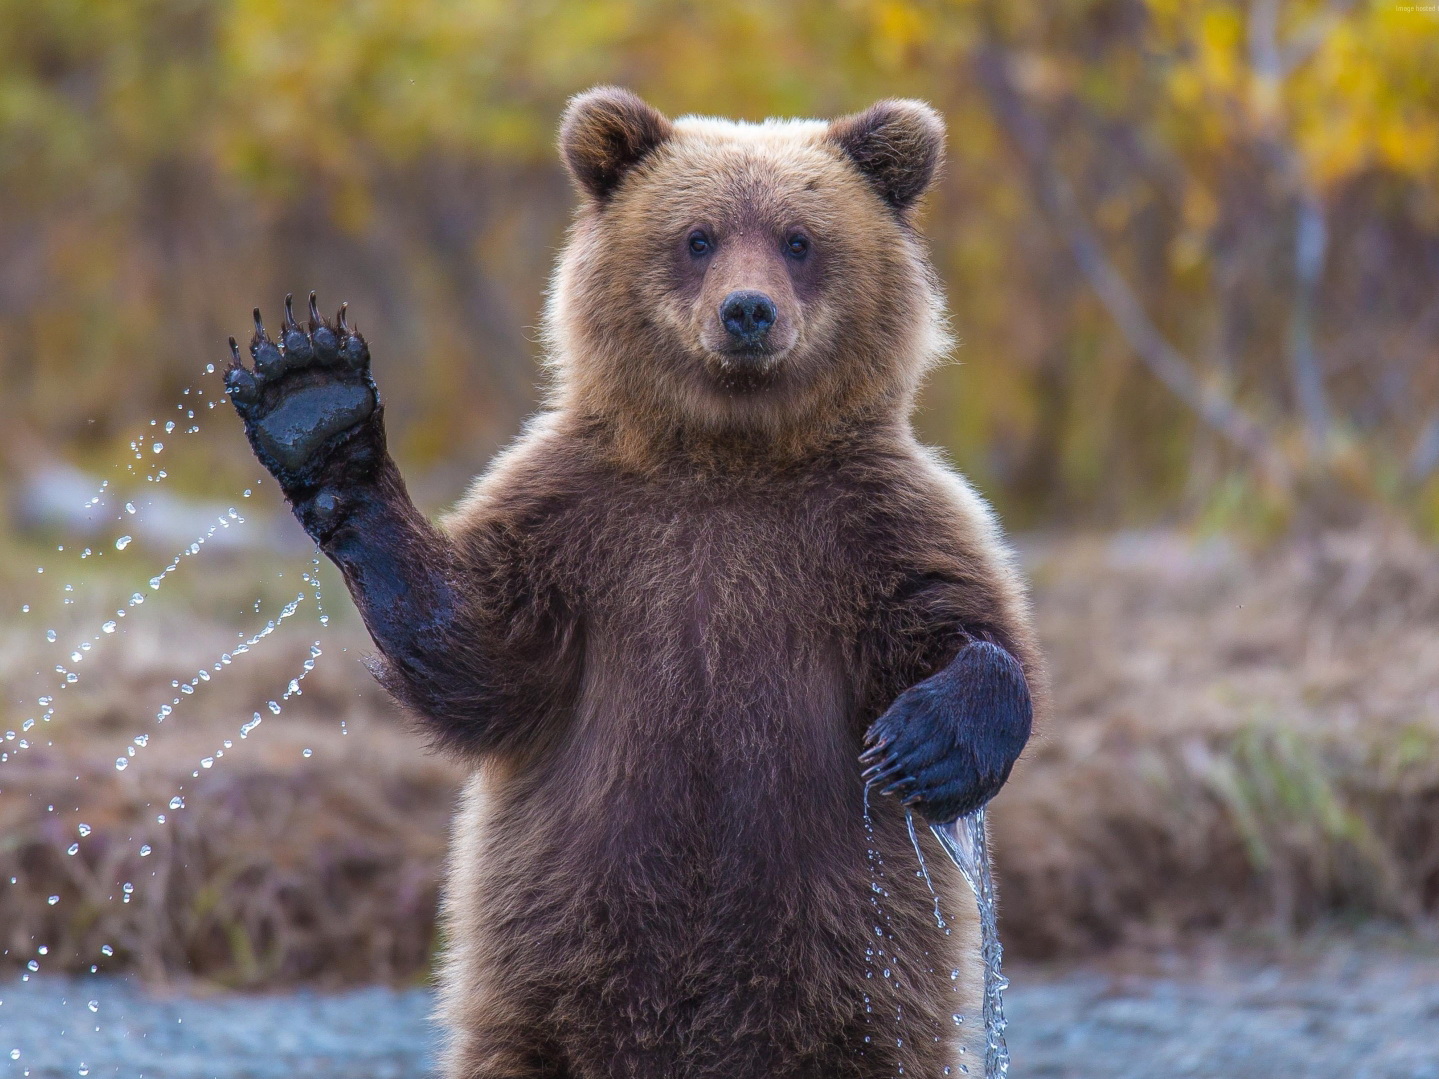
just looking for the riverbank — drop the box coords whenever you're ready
[5,938,1438,1078]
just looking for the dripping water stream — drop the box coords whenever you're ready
[930,810,1010,1079]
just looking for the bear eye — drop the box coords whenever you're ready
[688,230,712,256]
[785,233,810,258]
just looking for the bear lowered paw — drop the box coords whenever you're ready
[225,293,382,499]
[861,640,1033,824]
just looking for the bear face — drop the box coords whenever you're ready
[546,88,953,461]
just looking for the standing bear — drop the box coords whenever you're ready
[226,87,1043,1079]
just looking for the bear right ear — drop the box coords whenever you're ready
[829,99,946,215]
[560,87,674,205]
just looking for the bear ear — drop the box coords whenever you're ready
[560,87,674,205]
[829,99,946,214]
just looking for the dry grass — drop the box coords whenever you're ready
[995,525,1439,957]
[2,525,1437,985]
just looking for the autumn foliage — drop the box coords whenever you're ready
[0,0,1436,529]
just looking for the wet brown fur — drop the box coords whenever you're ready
[421,89,1045,1078]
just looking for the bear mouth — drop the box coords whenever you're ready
[704,347,785,393]
[717,342,780,363]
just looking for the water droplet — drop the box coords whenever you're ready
[124,502,137,514]
[115,535,132,550]
[10,1049,19,1059]
[45,629,56,643]
[77,823,90,837]
[122,882,133,894]
[169,796,184,809]
[151,442,163,453]
[139,844,152,857]
[47,895,59,905]
[101,945,113,957]
[302,748,313,758]
[114,757,127,771]
[267,700,281,714]
[21,604,29,613]
[102,620,117,634]
[67,844,79,856]
[200,757,214,768]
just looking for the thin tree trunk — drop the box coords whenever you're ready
[1288,192,1332,454]
[1250,0,1335,458]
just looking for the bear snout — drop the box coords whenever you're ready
[719,290,778,348]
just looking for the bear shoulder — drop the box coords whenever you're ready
[440,411,595,539]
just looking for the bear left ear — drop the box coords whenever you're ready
[829,99,946,214]
[560,86,674,205]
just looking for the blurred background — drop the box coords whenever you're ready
[2,2,1438,1076]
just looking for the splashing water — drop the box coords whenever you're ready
[4,361,343,1075]
[931,809,1009,1079]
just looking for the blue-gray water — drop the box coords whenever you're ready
[0,976,437,1078]
[5,947,1439,1079]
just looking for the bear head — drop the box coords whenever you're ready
[545,87,951,462]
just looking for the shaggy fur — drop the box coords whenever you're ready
[227,88,1045,1078]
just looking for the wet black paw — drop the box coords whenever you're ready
[226,293,382,506]
[860,640,1032,824]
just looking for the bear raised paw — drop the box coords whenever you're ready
[226,293,384,541]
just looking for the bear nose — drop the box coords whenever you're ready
[720,290,777,345]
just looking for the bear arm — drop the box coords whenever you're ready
[857,572,1037,822]
[321,456,579,758]
[865,570,1034,699]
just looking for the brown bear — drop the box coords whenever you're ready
[226,87,1044,1079]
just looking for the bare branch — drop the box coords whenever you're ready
[972,43,1293,490]
[1278,0,1362,77]
[1409,414,1439,487]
